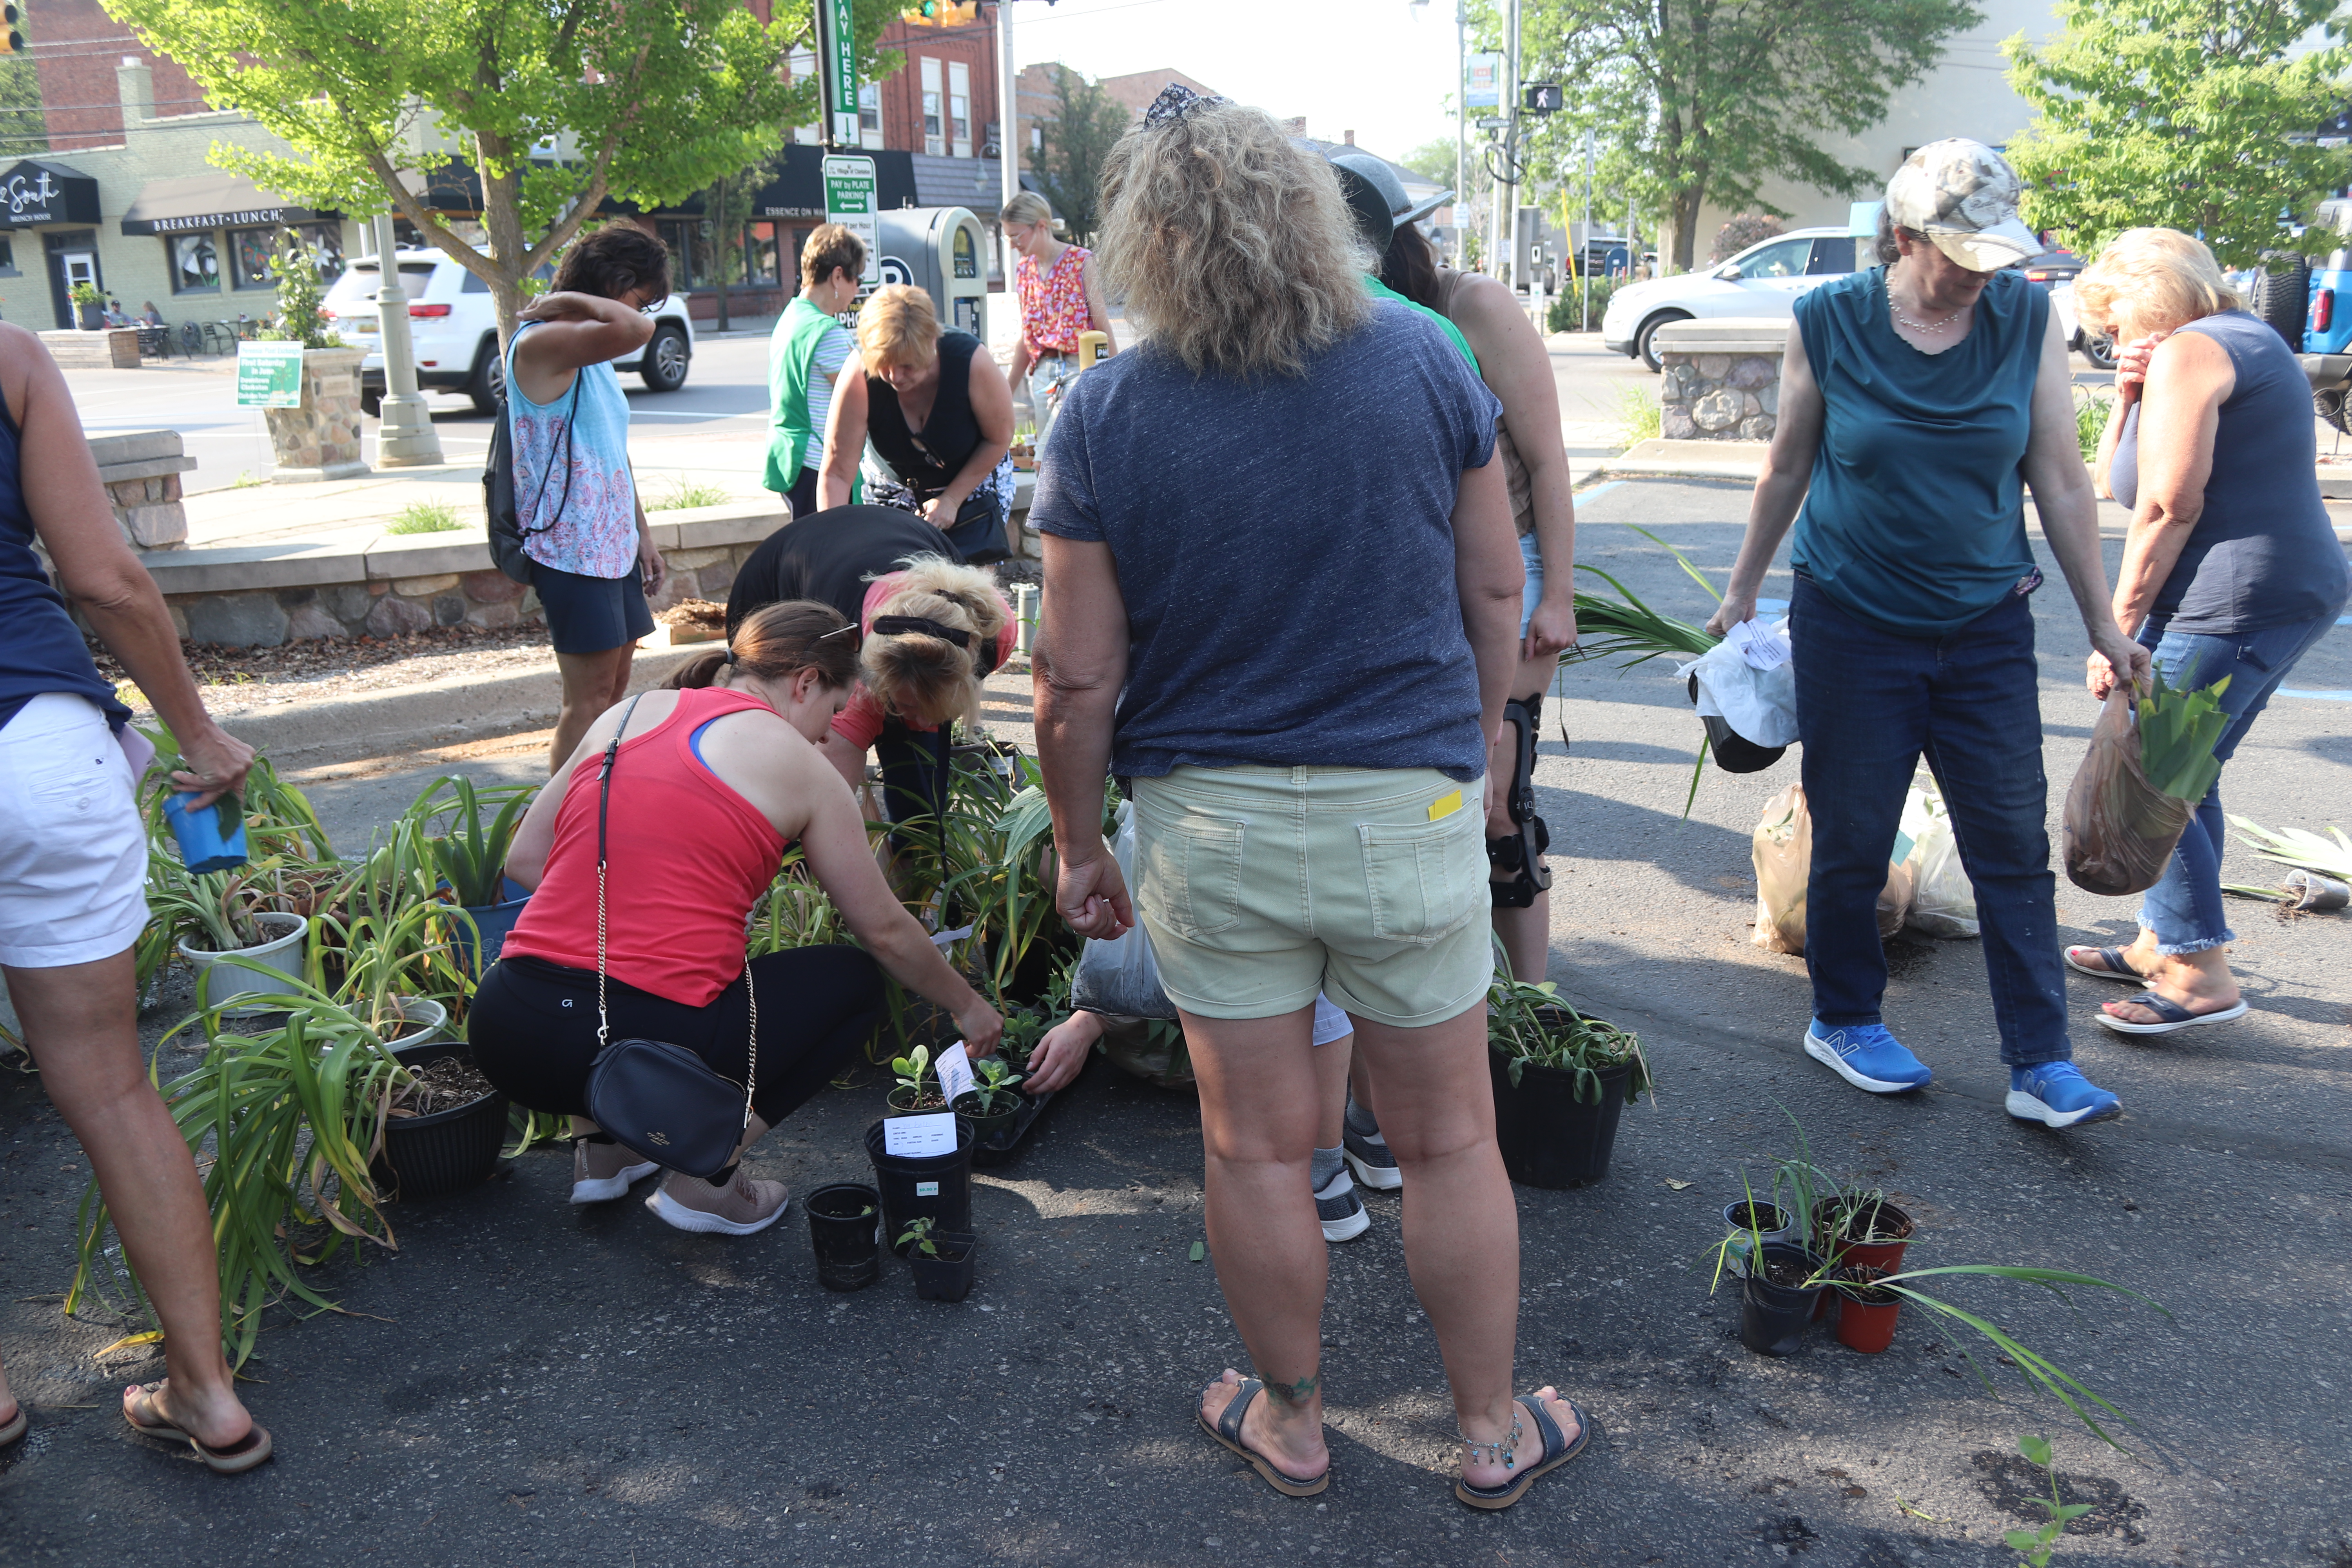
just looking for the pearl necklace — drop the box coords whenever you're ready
[1890,270,1965,334]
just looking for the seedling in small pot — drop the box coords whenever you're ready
[888,1045,946,1112]
[2005,1435,2092,1566]
[898,1215,943,1258]
[969,1056,1025,1114]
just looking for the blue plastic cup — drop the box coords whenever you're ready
[164,791,248,874]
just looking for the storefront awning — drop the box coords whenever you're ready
[749,146,920,221]
[118,171,329,236]
[0,160,101,228]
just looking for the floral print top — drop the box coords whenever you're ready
[1016,245,1093,356]
[505,325,640,579]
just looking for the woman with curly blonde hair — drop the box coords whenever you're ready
[725,505,1013,835]
[1029,85,1584,1511]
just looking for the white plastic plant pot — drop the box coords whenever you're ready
[385,996,448,1047]
[179,912,308,1017]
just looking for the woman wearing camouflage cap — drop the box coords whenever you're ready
[1704,138,2151,1131]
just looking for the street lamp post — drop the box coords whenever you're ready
[1411,0,1469,270]
[998,0,1020,294]
[371,211,443,469]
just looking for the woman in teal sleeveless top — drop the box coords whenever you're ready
[1707,140,2151,1134]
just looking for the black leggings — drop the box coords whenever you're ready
[467,947,884,1130]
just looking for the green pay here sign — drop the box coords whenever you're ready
[235,341,304,408]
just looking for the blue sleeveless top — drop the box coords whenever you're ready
[504,323,640,580]
[2109,310,2349,636]
[1791,267,2049,637]
[0,376,132,736]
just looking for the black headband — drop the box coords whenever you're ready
[871,615,1001,678]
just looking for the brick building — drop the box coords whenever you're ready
[24,0,212,153]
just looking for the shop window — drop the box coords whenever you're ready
[656,218,715,291]
[742,222,781,288]
[298,223,345,282]
[169,232,220,294]
[229,227,276,290]
[949,62,972,158]
[0,236,15,276]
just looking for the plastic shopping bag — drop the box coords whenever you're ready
[1677,625,1800,750]
[1750,782,1915,953]
[1751,784,1811,953]
[1899,772,1979,938]
[2063,686,2194,897]
[1070,801,1178,1020]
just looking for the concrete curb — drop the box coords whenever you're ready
[221,643,701,763]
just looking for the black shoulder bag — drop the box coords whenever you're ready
[581,695,759,1180]
[483,341,583,585]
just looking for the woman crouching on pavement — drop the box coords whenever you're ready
[468,600,1005,1235]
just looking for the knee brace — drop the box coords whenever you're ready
[1487,693,1553,909]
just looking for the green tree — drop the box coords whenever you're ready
[2003,0,2349,265]
[107,0,904,343]
[1400,136,1460,183]
[1031,65,1129,244]
[696,147,791,334]
[0,55,44,160]
[1510,0,1982,272]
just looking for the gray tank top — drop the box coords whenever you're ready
[2110,309,2349,635]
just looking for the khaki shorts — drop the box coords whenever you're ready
[1131,765,1491,1029]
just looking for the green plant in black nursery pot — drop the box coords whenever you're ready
[897,1216,978,1303]
[887,1045,946,1113]
[1485,950,1652,1189]
[952,1056,1024,1143]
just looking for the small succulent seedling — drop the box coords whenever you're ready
[897,1216,942,1258]
[971,1055,1025,1112]
[889,1045,945,1108]
[2005,1435,2091,1567]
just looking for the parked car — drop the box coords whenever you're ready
[2244,245,2352,432]
[2047,281,2119,370]
[2020,248,2085,288]
[1602,227,1862,371]
[321,249,695,416]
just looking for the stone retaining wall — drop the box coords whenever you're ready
[1651,319,1788,444]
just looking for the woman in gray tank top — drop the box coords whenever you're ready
[2070,228,2351,1036]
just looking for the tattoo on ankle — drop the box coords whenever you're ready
[1265,1374,1319,1408]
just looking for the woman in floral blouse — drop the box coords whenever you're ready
[1001,191,1116,439]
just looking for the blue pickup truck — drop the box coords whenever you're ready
[2248,249,2352,431]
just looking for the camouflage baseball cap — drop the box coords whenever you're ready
[1884,139,2041,272]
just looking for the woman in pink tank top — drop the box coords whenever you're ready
[471,600,1005,1237]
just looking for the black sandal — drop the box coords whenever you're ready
[2064,947,2147,984]
[1197,1378,1329,1498]
[1454,1393,1596,1510]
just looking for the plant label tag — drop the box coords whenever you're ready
[1727,618,1791,671]
[936,1042,976,1106]
[915,1181,940,1197]
[884,1112,957,1158]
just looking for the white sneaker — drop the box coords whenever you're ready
[1316,1168,1371,1243]
[644,1170,791,1236]
[570,1138,659,1204]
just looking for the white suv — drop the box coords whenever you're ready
[1602,227,1862,370]
[321,249,695,414]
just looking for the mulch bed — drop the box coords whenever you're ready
[91,625,555,718]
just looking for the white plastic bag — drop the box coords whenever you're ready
[1070,801,1178,1019]
[1751,784,1811,953]
[1677,620,1799,749]
[1900,771,1979,938]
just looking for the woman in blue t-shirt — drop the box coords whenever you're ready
[2065,229,2350,1034]
[1706,140,2151,1131]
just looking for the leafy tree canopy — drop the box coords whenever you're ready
[2004,0,2350,266]
[109,0,905,337]
[1503,0,1982,271]
[1399,137,1460,183]
[1031,65,1129,245]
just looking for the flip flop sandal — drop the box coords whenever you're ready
[1455,1395,1598,1511]
[2065,947,2149,984]
[0,1402,25,1448]
[1196,1378,1329,1498]
[123,1383,274,1474]
[2095,993,2250,1036]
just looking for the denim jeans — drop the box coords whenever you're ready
[2134,608,2343,953]
[1791,575,2069,1066]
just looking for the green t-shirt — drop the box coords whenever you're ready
[1365,276,1477,374]
[765,296,858,497]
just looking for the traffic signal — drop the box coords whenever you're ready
[2,7,23,54]
[903,0,978,24]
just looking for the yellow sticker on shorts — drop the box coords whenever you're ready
[1427,790,1463,821]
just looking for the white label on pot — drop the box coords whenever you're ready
[915,1181,940,1197]
[936,1042,976,1106]
[884,1112,958,1158]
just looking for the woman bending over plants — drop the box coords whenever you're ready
[469,599,1005,1236]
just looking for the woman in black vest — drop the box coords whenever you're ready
[816,284,1016,564]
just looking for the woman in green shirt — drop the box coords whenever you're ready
[764,224,866,519]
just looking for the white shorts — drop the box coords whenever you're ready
[0,693,150,969]
[1311,991,1352,1047]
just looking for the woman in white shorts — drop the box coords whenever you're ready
[0,323,269,1471]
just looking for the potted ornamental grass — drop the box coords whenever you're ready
[407,776,538,975]
[1485,950,1653,1189]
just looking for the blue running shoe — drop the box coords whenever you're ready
[1802,1020,1933,1094]
[2006,1062,2122,1128]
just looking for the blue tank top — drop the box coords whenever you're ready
[1790,267,2048,637]
[0,377,132,736]
[504,322,640,580]
[2108,309,2350,635]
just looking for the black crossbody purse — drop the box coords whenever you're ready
[582,695,758,1180]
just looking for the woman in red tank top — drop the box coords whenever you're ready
[469,600,1005,1237]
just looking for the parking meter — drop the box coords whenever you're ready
[870,207,990,339]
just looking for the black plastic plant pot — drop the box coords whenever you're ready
[374,1040,509,1202]
[951,1089,1018,1145]
[1739,1241,1827,1357]
[864,1118,974,1256]
[971,1088,1056,1171]
[1487,1047,1634,1189]
[909,1233,978,1303]
[806,1182,884,1293]
[885,1085,950,1117]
